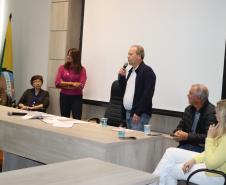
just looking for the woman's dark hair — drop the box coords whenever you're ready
[30,75,43,86]
[64,48,82,73]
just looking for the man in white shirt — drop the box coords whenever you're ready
[118,45,156,131]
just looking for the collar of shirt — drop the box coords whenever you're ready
[128,61,144,74]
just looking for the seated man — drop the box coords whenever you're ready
[153,99,226,185]
[172,84,217,152]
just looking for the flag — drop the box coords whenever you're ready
[0,14,15,106]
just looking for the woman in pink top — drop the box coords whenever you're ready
[55,48,87,119]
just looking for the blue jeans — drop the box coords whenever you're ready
[126,111,150,131]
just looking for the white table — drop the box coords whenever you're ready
[0,105,177,172]
[0,158,159,185]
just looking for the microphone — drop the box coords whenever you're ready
[123,62,128,69]
[8,112,27,116]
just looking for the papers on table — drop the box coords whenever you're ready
[21,111,87,128]
[42,117,74,128]
[22,112,43,119]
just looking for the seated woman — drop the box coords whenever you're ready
[153,99,226,185]
[18,75,49,112]
[0,76,7,105]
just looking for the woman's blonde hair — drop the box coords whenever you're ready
[216,99,226,139]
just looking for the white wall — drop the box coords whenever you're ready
[1,0,51,101]
[82,0,226,112]
[0,0,7,56]
[2,0,226,111]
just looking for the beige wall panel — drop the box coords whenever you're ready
[82,104,106,121]
[52,0,69,2]
[47,59,64,87]
[151,114,180,134]
[82,104,181,134]
[49,31,67,59]
[66,0,83,50]
[47,87,61,115]
[51,2,69,30]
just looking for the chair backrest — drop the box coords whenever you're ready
[0,76,16,107]
[186,168,226,185]
[104,80,126,127]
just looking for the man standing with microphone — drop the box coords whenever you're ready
[118,45,156,131]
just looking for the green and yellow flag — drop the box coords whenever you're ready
[0,14,15,105]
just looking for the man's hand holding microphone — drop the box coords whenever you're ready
[118,62,128,76]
